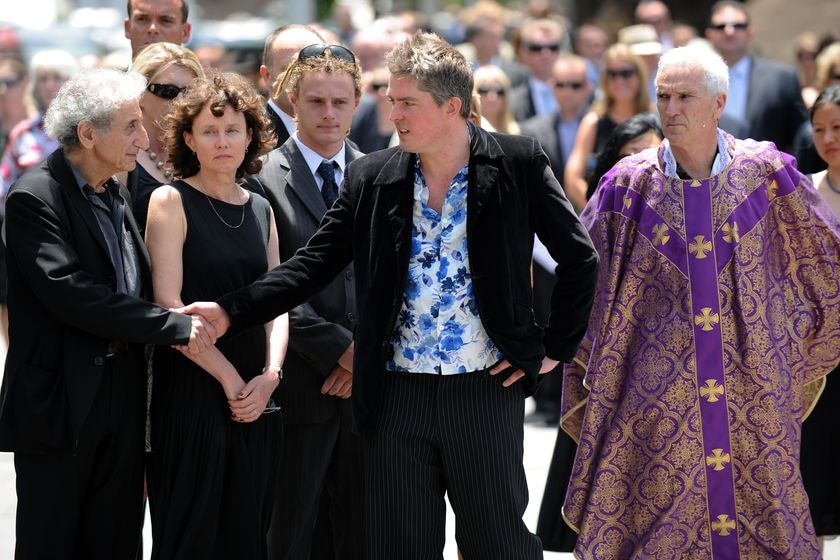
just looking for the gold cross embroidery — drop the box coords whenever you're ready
[699,379,725,403]
[694,308,720,331]
[706,448,731,471]
[711,514,736,536]
[722,222,740,243]
[690,180,702,188]
[624,196,632,209]
[652,223,670,246]
[688,235,712,259]
[766,179,778,199]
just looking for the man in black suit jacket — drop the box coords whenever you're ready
[248,45,366,560]
[705,0,806,153]
[260,24,324,149]
[185,32,598,559]
[0,69,212,558]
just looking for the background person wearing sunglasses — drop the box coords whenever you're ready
[509,18,566,123]
[123,42,204,233]
[704,0,806,154]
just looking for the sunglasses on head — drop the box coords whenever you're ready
[477,86,505,96]
[298,44,356,64]
[708,22,749,31]
[607,68,637,80]
[525,42,561,53]
[554,80,585,90]
[147,83,186,100]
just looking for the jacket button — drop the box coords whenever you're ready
[94,357,104,366]
[345,270,353,280]
[347,312,355,322]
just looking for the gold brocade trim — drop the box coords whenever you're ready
[767,179,778,199]
[711,514,736,536]
[560,505,582,535]
[801,376,827,421]
[688,235,712,258]
[560,398,588,443]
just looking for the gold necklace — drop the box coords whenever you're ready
[197,176,246,229]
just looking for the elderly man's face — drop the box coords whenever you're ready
[92,100,149,174]
[656,66,725,152]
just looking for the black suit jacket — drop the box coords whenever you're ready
[219,126,599,433]
[0,149,192,453]
[247,139,362,424]
[745,56,807,154]
[509,81,537,123]
[266,101,292,149]
[520,113,570,186]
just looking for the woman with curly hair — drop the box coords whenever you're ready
[145,72,289,559]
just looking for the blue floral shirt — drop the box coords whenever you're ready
[386,160,503,374]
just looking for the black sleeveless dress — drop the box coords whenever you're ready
[148,180,282,559]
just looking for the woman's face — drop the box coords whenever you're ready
[812,101,840,169]
[605,59,641,103]
[476,80,507,120]
[619,130,662,158]
[184,102,252,176]
[141,64,196,135]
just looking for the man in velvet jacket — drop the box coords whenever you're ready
[185,32,598,559]
[0,69,212,558]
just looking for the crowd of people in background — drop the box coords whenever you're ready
[0,0,839,558]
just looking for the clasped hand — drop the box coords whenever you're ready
[175,302,231,353]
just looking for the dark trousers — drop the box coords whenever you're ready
[14,350,146,560]
[365,370,543,560]
[269,407,366,560]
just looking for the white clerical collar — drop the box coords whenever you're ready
[661,128,732,178]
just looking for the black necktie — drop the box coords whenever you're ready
[317,160,339,208]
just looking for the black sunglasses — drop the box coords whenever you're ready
[554,81,585,90]
[298,44,356,64]
[0,76,22,89]
[708,22,749,31]
[477,86,505,96]
[525,42,561,53]
[147,83,186,100]
[371,82,389,92]
[606,68,638,80]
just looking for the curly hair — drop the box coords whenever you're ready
[276,46,362,102]
[163,72,274,179]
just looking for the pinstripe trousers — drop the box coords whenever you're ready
[365,370,544,559]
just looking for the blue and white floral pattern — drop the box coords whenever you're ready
[386,161,503,374]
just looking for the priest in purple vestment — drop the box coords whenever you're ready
[561,46,840,559]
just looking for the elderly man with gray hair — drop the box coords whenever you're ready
[560,45,840,559]
[0,68,216,558]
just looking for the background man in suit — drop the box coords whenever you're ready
[519,53,592,426]
[704,0,806,153]
[509,18,566,123]
[0,68,213,558]
[249,44,366,560]
[183,31,598,559]
[124,0,191,59]
[260,25,325,149]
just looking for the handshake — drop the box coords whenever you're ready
[175,302,232,353]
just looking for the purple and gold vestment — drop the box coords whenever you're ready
[561,133,840,560]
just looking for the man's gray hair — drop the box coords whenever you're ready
[657,45,729,96]
[45,68,146,150]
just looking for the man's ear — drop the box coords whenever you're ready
[77,121,96,150]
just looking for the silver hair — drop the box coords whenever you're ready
[656,45,729,96]
[44,68,146,149]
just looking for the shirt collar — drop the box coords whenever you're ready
[729,56,751,78]
[661,128,733,178]
[66,155,116,196]
[268,98,296,136]
[292,132,347,177]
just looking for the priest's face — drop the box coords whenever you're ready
[655,66,725,152]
